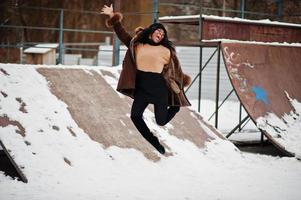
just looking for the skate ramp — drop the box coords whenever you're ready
[221,42,301,157]
[0,64,230,182]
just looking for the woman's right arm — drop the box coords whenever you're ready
[100,4,132,47]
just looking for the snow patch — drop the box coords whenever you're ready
[257,92,301,158]
[159,14,301,28]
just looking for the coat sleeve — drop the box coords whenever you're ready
[105,12,132,47]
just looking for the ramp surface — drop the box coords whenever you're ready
[221,42,301,157]
[37,67,222,160]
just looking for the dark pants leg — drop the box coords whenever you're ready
[154,103,180,126]
[130,96,164,153]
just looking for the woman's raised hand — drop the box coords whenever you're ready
[100,4,114,18]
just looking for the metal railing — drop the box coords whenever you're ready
[157,0,287,138]
[0,1,160,65]
[0,5,115,64]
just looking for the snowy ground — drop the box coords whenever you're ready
[0,64,301,200]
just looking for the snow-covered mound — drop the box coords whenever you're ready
[0,63,301,200]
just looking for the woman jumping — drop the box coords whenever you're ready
[101,4,191,154]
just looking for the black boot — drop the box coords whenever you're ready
[155,143,165,155]
[151,134,165,155]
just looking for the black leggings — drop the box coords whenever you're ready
[130,94,180,149]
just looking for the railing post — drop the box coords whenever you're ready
[198,0,203,113]
[112,0,120,66]
[277,0,283,21]
[240,0,245,18]
[198,47,203,113]
[153,0,158,23]
[113,38,120,66]
[58,9,64,64]
[239,103,242,131]
[215,44,221,128]
[261,131,264,145]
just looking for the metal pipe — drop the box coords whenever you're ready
[0,44,127,53]
[215,45,221,128]
[0,24,113,34]
[198,47,203,112]
[122,11,158,16]
[277,0,284,21]
[113,38,120,66]
[197,0,203,112]
[19,5,156,16]
[153,0,158,23]
[239,103,242,131]
[184,48,218,94]
[226,116,249,138]
[240,117,251,130]
[58,9,64,64]
[208,89,234,121]
[240,0,245,18]
[59,28,112,34]
[160,3,277,17]
[112,0,121,66]
[261,131,265,145]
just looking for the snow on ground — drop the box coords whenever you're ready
[0,63,301,200]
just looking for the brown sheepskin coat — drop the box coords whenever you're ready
[106,12,191,107]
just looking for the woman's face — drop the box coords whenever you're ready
[150,28,165,43]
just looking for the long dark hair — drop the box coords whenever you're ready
[138,23,175,52]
